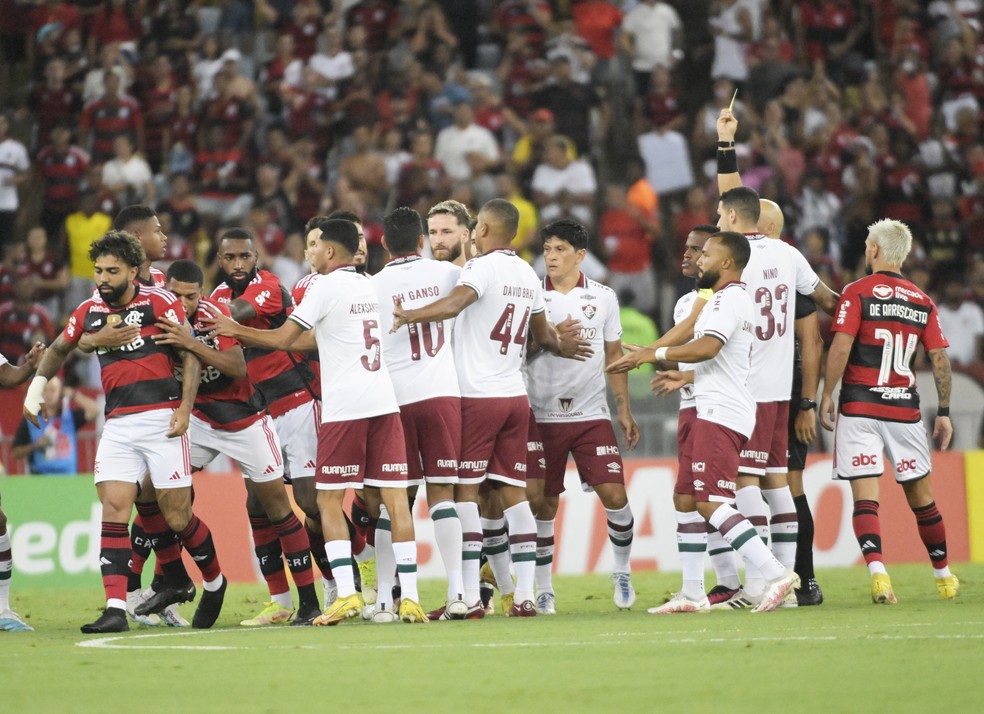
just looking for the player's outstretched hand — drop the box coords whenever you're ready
[391,297,410,333]
[167,404,191,438]
[618,412,640,450]
[88,322,141,348]
[717,108,737,142]
[607,344,653,374]
[201,309,239,338]
[153,317,195,349]
[24,341,46,369]
[795,408,817,445]
[819,394,836,432]
[555,315,592,360]
[933,415,953,451]
[650,369,690,397]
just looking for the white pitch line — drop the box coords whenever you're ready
[75,628,984,651]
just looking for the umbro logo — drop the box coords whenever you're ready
[693,479,705,491]
[607,462,622,473]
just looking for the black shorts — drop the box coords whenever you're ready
[788,382,808,472]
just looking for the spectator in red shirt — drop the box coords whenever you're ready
[0,275,56,364]
[345,0,399,53]
[87,0,143,58]
[599,182,658,314]
[201,69,255,152]
[29,58,80,151]
[572,0,623,61]
[495,0,552,54]
[281,1,322,61]
[638,65,684,134]
[79,70,144,162]
[21,225,69,316]
[395,130,451,210]
[139,54,177,171]
[36,123,90,240]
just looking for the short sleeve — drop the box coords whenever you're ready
[199,301,239,351]
[289,275,330,330]
[700,290,742,344]
[922,303,950,352]
[603,291,623,342]
[530,280,546,315]
[62,302,89,345]
[831,284,862,337]
[155,294,187,326]
[458,257,492,299]
[790,247,821,295]
[238,276,284,319]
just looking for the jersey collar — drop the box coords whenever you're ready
[545,271,587,292]
[875,270,904,279]
[742,232,766,241]
[483,248,517,258]
[385,254,422,267]
[716,280,746,292]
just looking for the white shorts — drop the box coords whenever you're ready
[190,414,284,483]
[833,414,932,482]
[273,399,320,480]
[94,409,192,490]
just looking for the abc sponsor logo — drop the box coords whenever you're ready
[851,454,878,468]
[896,458,917,474]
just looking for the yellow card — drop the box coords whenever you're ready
[728,88,738,112]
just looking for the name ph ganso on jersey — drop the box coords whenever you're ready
[349,301,379,315]
[390,286,441,303]
[503,285,535,299]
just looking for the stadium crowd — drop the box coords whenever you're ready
[0,0,973,634]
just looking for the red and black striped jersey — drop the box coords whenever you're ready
[832,272,948,422]
[211,270,315,418]
[79,95,143,162]
[36,145,90,213]
[142,267,166,289]
[187,297,264,431]
[291,272,322,398]
[63,285,186,419]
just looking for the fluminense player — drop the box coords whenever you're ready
[24,231,226,633]
[647,231,799,614]
[393,199,591,617]
[1,343,45,632]
[156,260,321,626]
[525,219,640,614]
[210,228,327,622]
[371,207,467,620]
[427,200,473,268]
[820,219,959,604]
[208,219,428,625]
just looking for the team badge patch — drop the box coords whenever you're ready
[581,304,596,320]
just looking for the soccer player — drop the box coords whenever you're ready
[524,219,640,614]
[113,204,169,288]
[371,207,467,619]
[1,342,45,632]
[427,200,473,268]
[210,228,327,621]
[207,219,428,624]
[392,199,591,617]
[820,219,959,604]
[156,260,321,626]
[23,231,226,633]
[647,231,799,614]
[329,210,368,272]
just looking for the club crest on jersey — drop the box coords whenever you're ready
[873,285,893,300]
[581,303,597,320]
[124,311,143,327]
[559,397,574,413]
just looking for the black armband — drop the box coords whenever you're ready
[717,140,735,148]
[717,148,738,174]
[937,407,950,418]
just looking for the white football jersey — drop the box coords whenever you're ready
[371,255,461,405]
[692,282,756,438]
[672,288,712,409]
[527,274,621,423]
[288,267,399,422]
[741,234,820,402]
[453,249,546,398]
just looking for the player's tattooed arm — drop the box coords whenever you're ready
[77,322,142,353]
[929,347,953,451]
[819,331,854,432]
[22,335,75,425]
[605,340,639,449]
[391,285,477,331]
[809,280,840,317]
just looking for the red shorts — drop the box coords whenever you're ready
[690,418,746,503]
[533,419,624,497]
[738,400,789,476]
[675,407,697,496]
[316,412,409,490]
[459,396,529,487]
[527,411,545,481]
[399,397,461,486]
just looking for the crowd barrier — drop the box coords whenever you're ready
[1,452,978,587]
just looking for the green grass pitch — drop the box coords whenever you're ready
[1,563,979,714]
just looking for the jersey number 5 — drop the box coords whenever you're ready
[489,303,530,355]
[362,319,381,372]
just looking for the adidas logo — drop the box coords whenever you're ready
[930,549,945,558]
[192,554,208,562]
[169,471,182,481]
[861,540,878,552]
[99,556,112,566]
[264,465,277,475]
[304,460,315,469]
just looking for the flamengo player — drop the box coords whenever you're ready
[393,199,590,617]
[371,207,467,619]
[820,220,959,604]
[1,343,45,632]
[525,219,640,614]
[648,232,799,614]
[211,228,327,623]
[207,219,428,625]
[155,260,321,626]
[23,231,226,633]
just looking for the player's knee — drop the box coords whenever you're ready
[902,474,934,507]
